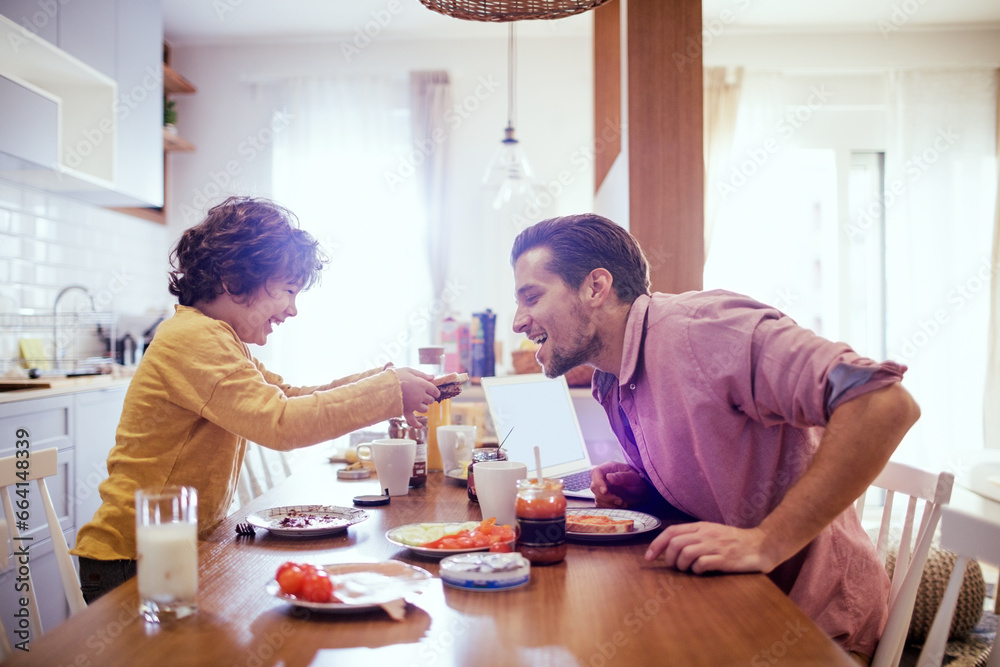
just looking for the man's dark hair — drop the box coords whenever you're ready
[168,196,328,306]
[510,214,651,303]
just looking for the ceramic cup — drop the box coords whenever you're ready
[473,460,528,528]
[437,425,476,475]
[135,486,199,622]
[357,438,416,496]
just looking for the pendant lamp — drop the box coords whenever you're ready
[482,24,537,210]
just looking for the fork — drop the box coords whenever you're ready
[235,522,256,537]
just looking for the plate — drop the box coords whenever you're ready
[267,561,432,613]
[247,505,368,537]
[445,468,468,484]
[385,522,492,558]
[564,508,662,542]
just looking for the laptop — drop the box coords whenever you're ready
[480,373,599,500]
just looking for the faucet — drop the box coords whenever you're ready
[53,284,97,371]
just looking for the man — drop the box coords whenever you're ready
[510,214,920,661]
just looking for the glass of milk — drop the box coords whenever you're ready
[135,486,198,622]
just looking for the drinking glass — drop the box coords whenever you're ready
[135,486,198,622]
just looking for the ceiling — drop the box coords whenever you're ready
[163,0,1000,45]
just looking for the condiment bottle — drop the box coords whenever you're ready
[467,446,506,502]
[417,346,449,472]
[515,478,567,565]
[389,416,428,488]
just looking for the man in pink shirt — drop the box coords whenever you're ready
[510,214,920,662]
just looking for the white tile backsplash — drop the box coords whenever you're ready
[0,178,172,371]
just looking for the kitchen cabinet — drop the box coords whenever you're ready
[0,394,75,645]
[73,386,126,528]
[0,383,127,649]
[0,0,165,208]
[59,0,117,80]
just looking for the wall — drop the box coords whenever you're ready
[0,179,172,371]
[166,32,594,369]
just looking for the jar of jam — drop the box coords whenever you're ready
[466,446,506,502]
[515,478,567,565]
[389,416,427,488]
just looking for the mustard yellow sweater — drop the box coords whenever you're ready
[72,305,403,561]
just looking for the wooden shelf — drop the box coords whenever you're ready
[163,64,196,94]
[163,128,195,152]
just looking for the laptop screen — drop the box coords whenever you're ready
[481,374,593,478]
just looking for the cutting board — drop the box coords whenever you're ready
[0,375,115,392]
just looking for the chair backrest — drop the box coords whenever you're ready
[0,447,86,659]
[917,506,1000,666]
[230,442,293,514]
[861,460,954,667]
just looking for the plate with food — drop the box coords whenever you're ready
[268,561,433,619]
[385,518,516,557]
[247,505,368,537]
[564,508,662,542]
[444,467,468,484]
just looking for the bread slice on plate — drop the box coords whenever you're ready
[566,514,635,534]
[433,373,469,401]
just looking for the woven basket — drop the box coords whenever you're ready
[510,349,595,387]
[417,0,613,22]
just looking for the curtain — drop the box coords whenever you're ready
[267,75,432,384]
[409,71,453,343]
[984,68,1000,450]
[884,68,999,469]
[703,67,743,256]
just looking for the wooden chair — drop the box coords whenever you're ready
[856,460,954,667]
[916,506,999,666]
[0,447,86,659]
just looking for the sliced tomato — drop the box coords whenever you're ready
[489,542,512,553]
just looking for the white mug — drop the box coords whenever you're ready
[473,460,528,528]
[437,425,476,474]
[357,438,416,496]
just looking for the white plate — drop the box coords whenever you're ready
[445,468,467,484]
[564,509,662,542]
[385,522,495,558]
[267,561,432,613]
[247,505,368,537]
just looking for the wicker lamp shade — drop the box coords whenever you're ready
[418,0,613,22]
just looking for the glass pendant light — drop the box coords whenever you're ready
[482,24,538,210]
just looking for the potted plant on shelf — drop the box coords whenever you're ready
[164,99,178,134]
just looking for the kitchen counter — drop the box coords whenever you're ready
[0,374,132,403]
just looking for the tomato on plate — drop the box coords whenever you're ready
[276,563,306,596]
[300,569,334,603]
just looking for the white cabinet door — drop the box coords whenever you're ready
[0,0,58,44]
[114,0,164,207]
[59,0,117,80]
[74,387,127,528]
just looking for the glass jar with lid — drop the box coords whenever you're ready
[515,478,567,565]
[466,446,507,502]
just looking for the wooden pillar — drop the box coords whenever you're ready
[596,0,704,294]
[593,0,621,193]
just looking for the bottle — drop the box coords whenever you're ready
[466,446,506,502]
[409,416,428,488]
[515,478,567,565]
[389,416,428,488]
[417,346,449,472]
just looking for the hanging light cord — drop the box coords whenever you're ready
[506,23,517,130]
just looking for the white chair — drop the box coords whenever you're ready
[917,506,999,666]
[856,460,954,667]
[229,442,293,514]
[0,447,86,659]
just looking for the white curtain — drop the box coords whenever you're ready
[982,69,1000,451]
[410,71,453,343]
[884,68,999,469]
[267,76,432,384]
[703,67,744,256]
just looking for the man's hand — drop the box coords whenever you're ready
[591,461,652,508]
[391,367,439,427]
[644,522,779,574]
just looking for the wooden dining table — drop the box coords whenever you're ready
[7,464,854,667]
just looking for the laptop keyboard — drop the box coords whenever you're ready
[560,470,592,492]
